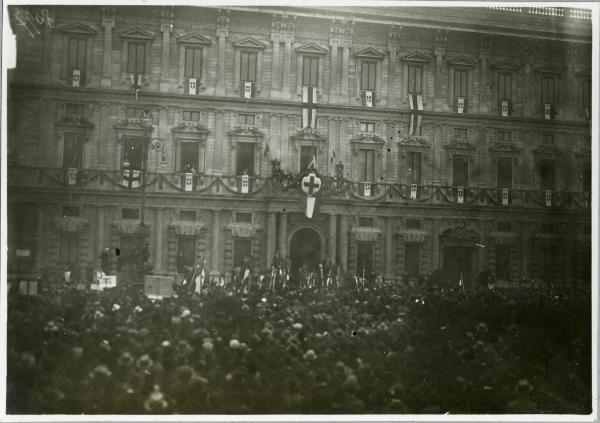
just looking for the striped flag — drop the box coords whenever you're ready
[72,69,81,87]
[408,94,423,135]
[302,86,317,129]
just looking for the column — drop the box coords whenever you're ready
[101,9,114,87]
[279,212,288,255]
[341,47,350,99]
[339,214,349,272]
[478,49,489,113]
[384,217,393,280]
[96,206,105,264]
[216,25,228,96]
[282,37,292,95]
[329,40,339,100]
[153,208,164,273]
[159,14,173,91]
[211,210,221,274]
[431,219,440,270]
[328,214,337,263]
[266,212,277,268]
[434,30,447,111]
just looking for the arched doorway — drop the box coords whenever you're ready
[289,227,322,272]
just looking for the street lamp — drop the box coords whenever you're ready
[139,110,165,227]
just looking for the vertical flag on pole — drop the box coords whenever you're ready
[545,190,552,207]
[67,168,78,185]
[408,94,423,136]
[544,104,552,120]
[302,86,317,128]
[184,173,194,192]
[72,69,81,87]
[188,78,198,95]
[410,184,418,199]
[241,174,249,193]
[363,182,372,197]
[364,90,373,108]
[244,82,253,99]
[457,186,464,203]
[457,97,465,114]
[502,188,509,205]
[501,100,509,117]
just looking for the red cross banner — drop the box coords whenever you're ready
[408,94,423,135]
[302,172,321,219]
[302,86,317,129]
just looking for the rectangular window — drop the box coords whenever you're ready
[541,76,555,105]
[66,103,84,115]
[236,212,252,223]
[541,223,554,234]
[233,238,252,268]
[360,122,375,132]
[62,206,80,218]
[358,149,375,182]
[300,145,317,172]
[177,237,196,273]
[356,242,374,277]
[182,110,200,122]
[123,137,144,170]
[405,244,420,277]
[127,42,146,74]
[497,157,513,189]
[302,56,319,87]
[358,217,374,227]
[407,64,423,94]
[59,234,79,267]
[407,152,422,185]
[180,142,199,172]
[582,79,591,110]
[539,159,556,191]
[361,61,377,91]
[63,133,83,168]
[454,128,468,140]
[542,134,554,145]
[68,38,86,69]
[454,69,468,97]
[498,72,512,101]
[453,154,469,186]
[497,221,511,232]
[126,107,144,119]
[238,114,255,126]
[12,203,37,271]
[496,245,511,280]
[406,219,421,230]
[236,142,255,176]
[240,51,257,82]
[179,210,196,221]
[184,47,202,78]
[121,208,140,220]
[498,131,511,143]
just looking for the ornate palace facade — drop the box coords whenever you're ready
[7,5,592,286]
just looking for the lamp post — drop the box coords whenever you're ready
[139,110,165,227]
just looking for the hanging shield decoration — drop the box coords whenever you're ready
[302,172,321,219]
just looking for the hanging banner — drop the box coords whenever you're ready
[184,173,194,192]
[545,190,552,207]
[502,188,509,205]
[457,185,464,203]
[67,167,77,185]
[457,97,465,114]
[363,182,371,197]
[410,184,418,199]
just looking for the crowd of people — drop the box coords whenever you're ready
[7,272,591,414]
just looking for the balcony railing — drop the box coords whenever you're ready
[7,166,591,211]
[488,6,591,20]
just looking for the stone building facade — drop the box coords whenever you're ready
[7,5,592,287]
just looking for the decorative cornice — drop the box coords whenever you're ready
[398,135,432,148]
[350,226,381,242]
[445,138,476,150]
[171,122,209,135]
[531,144,563,156]
[168,220,207,236]
[402,52,432,64]
[55,116,95,129]
[490,59,520,71]
[119,28,155,40]
[534,63,565,74]
[440,225,480,242]
[396,229,427,243]
[232,37,266,49]
[447,55,478,67]
[226,222,259,238]
[489,231,519,245]
[354,47,385,60]
[228,126,265,137]
[295,42,328,55]
[176,33,212,45]
[54,217,90,233]
[489,142,521,153]
[291,127,327,141]
[59,23,98,35]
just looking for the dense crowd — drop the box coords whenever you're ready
[7,279,591,414]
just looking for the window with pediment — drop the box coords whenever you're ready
[296,43,328,89]
[55,109,94,169]
[171,121,209,173]
[576,67,591,117]
[535,64,563,118]
[59,23,97,87]
[120,28,154,81]
[228,126,264,176]
[233,37,266,94]
[354,47,384,99]
[447,55,477,111]
[351,133,384,182]
[402,52,431,97]
[490,59,519,114]
[177,33,211,91]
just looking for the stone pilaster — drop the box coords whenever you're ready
[266,212,277,268]
[101,8,115,87]
[159,10,174,92]
[215,9,229,96]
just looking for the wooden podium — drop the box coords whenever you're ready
[144,275,173,299]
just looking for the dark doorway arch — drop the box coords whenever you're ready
[289,227,322,272]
